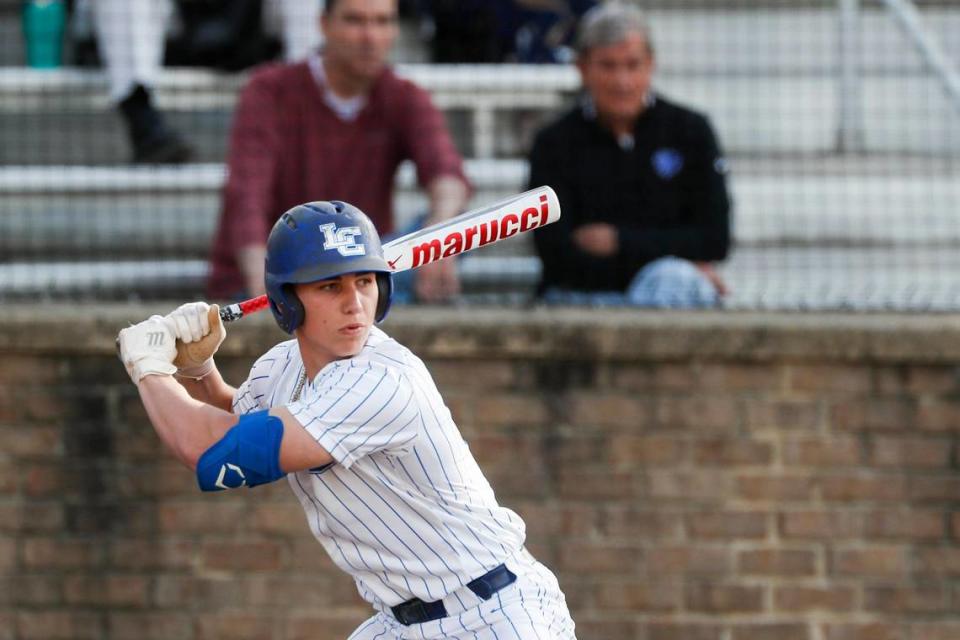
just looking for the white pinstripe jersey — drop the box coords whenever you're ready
[232,327,527,610]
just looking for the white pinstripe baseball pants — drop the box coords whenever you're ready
[347,548,576,640]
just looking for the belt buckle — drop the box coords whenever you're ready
[395,601,426,626]
[392,598,447,626]
[469,575,495,599]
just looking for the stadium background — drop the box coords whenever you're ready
[2,1,960,639]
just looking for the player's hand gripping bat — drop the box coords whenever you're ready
[216,185,561,323]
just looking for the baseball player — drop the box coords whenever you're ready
[118,201,577,639]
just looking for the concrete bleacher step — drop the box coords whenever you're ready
[0,159,540,300]
[0,159,530,259]
[9,246,960,311]
[0,255,541,302]
[2,155,959,309]
[719,246,960,312]
[2,5,960,161]
[0,64,578,162]
[2,156,958,257]
[3,63,959,161]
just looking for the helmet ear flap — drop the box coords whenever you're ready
[269,284,305,334]
[285,284,305,332]
[375,272,393,323]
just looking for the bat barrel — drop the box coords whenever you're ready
[381,185,559,273]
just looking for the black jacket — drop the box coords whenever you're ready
[528,94,732,293]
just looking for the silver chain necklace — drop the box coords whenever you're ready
[291,368,308,402]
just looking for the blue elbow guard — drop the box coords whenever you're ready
[196,410,287,491]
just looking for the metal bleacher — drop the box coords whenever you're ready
[2,5,960,309]
[0,158,538,301]
[0,44,574,300]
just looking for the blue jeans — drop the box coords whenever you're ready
[542,256,721,309]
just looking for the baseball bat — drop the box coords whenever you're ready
[218,185,561,323]
[118,186,560,366]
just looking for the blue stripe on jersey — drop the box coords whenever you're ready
[232,387,252,411]
[458,615,480,640]
[476,607,501,640]
[423,397,519,555]
[517,585,546,640]
[496,590,523,639]
[265,357,298,406]
[291,474,408,601]
[402,452,501,567]
[352,470,460,578]
[367,457,470,559]
[297,364,356,425]
[367,413,419,454]
[414,406,459,494]
[320,366,391,445]
[310,356,344,390]
[336,478,451,597]
[411,377,519,553]
[409,409,512,559]
[368,456,483,575]
[373,352,407,367]
[318,475,428,597]
[544,583,561,636]
[339,388,415,459]
[306,360,353,403]
[400,447,500,566]
[416,375,464,478]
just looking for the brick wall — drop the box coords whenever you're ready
[2,305,960,640]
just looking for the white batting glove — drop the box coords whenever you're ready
[117,315,178,384]
[167,302,211,344]
[166,302,227,379]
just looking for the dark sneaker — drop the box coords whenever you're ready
[132,130,195,164]
[119,84,196,164]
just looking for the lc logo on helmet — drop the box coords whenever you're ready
[319,223,366,257]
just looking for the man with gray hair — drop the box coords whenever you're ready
[528,2,732,307]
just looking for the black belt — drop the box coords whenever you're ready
[390,563,517,626]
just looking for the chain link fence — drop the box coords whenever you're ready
[1,0,958,309]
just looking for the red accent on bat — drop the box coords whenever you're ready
[387,257,400,269]
[239,296,269,315]
[219,295,269,323]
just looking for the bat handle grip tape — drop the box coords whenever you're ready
[220,295,269,323]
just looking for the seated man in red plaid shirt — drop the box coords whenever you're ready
[207,0,470,304]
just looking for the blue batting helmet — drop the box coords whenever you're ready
[264,201,393,334]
